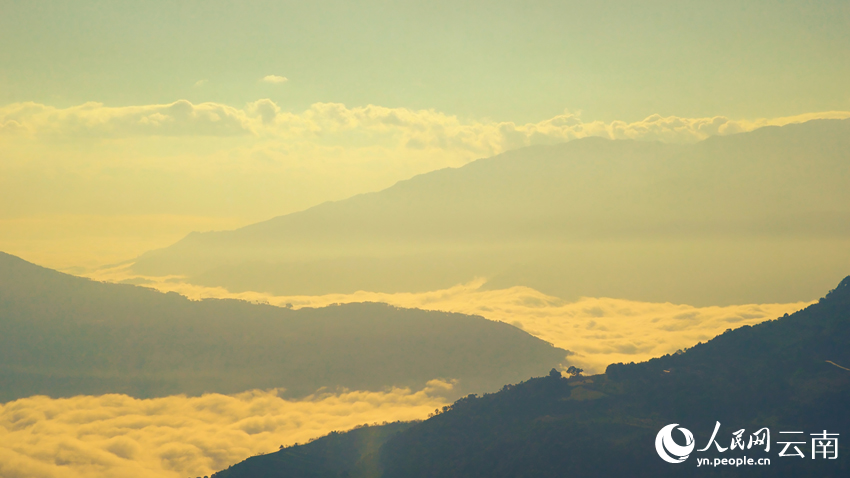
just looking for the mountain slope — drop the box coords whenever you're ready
[217,276,850,477]
[0,252,568,402]
[215,422,414,478]
[132,120,850,305]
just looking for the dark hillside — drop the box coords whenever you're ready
[215,422,414,478]
[217,277,850,477]
[0,252,568,401]
[379,276,850,477]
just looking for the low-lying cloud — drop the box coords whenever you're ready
[0,382,451,478]
[2,270,810,478]
[89,270,811,375]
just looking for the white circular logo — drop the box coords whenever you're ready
[655,423,695,463]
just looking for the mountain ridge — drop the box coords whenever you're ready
[131,119,850,305]
[214,275,850,478]
[0,251,569,402]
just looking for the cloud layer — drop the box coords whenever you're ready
[3,271,806,478]
[3,100,848,155]
[0,382,451,478]
[0,100,255,138]
[89,269,811,374]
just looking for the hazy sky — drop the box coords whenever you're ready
[1,0,849,268]
[2,0,849,122]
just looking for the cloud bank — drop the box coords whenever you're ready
[0,101,252,138]
[3,100,847,155]
[89,270,811,375]
[4,270,805,478]
[0,382,451,478]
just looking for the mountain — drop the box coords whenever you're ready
[131,119,850,306]
[0,252,568,402]
[215,422,414,478]
[215,276,850,477]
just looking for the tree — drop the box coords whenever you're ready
[566,366,583,377]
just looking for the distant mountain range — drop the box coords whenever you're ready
[133,119,850,305]
[215,276,850,478]
[0,252,567,402]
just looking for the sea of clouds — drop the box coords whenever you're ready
[0,265,811,478]
[0,381,451,478]
[90,269,811,375]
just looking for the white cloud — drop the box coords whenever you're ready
[193,79,208,88]
[247,98,281,125]
[261,75,288,84]
[0,382,451,478]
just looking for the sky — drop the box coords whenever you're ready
[1,1,849,269]
[2,1,849,122]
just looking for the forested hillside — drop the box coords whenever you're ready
[217,276,850,477]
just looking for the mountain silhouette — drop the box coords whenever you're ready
[133,119,850,305]
[0,252,568,402]
[215,276,850,477]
